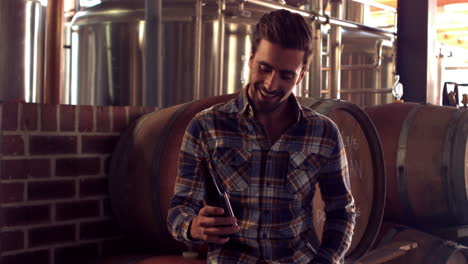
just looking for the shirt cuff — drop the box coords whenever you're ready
[182,215,204,244]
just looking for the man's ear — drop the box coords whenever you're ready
[248,53,254,69]
[296,70,306,85]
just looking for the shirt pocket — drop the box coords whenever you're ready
[286,152,322,195]
[211,147,250,192]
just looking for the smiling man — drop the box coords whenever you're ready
[168,9,356,264]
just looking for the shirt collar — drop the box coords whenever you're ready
[237,84,304,125]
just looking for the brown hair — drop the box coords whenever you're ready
[252,9,314,70]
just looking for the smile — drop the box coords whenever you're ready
[259,87,281,98]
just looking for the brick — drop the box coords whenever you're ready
[21,103,39,131]
[80,219,121,240]
[2,102,19,131]
[1,230,24,251]
[2,160,27,179]
[29,224,75,247]
[1,182,24,203]
[102,198,113,217]
[2,159,51,179]
[96,106,111,132]
[54,243,99,264]
[56,200,100,221]
[28,180,75,200]
[112,106,127,132]
[60,104,76,131]
[41,104,57,131]
[104,156,112,175]
[1,250,49,264]
[82,135,119,154]
[28,159,52,178]
[3,205,50,227]
[128,107,144,124]
[2,135,25,156]
[56,157,100,177]
[80,177,107,197]
[79,106,94,132]
[29,135,77,155]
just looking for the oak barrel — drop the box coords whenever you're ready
[376,224,468,264]
[365,103,468,226]
[297,98,386,262]
[109,95,385,261]
[109,93,239,253]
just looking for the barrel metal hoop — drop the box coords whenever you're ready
[304,98,386,261]
[442,110,467,223]
[151,100,196,238]
[396,104,423,221]
[449,110,468,223]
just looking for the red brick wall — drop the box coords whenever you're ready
[0,102,158,264]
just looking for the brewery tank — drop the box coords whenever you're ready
[66,1,146,106]
[64,0,395,107]
[0,0,47,103]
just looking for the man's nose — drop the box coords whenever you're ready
[264,71,279,91]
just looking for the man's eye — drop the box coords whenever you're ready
[280,73,295,80]
[259,64,272,72]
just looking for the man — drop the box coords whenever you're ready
[168,9,356,264]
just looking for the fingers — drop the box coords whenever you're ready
[199,206,225,216]
[198,225,240,244]
[189,206,240,244]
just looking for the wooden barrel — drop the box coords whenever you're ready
[365,103,468,227]
[109,95,385,261]
[297,98,386,262]
[376,224,468,264]
[109,93,239,253]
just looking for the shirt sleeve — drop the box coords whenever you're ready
[314,122,356,264]
[167,117,207,244]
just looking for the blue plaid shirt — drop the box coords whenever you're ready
[168,88,356,264]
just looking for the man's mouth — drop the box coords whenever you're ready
[259,86,281,98]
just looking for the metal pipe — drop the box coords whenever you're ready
[239,0,311,17]
[329,0,343,99]
[308,0,323,98]
[218,0,226,95]
[194,0,203,99]
[44,0,64,104]
[237,0,396,38]
[350,0,396,13]
[145,0,163,106]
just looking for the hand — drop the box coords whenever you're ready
[190,206,240,244]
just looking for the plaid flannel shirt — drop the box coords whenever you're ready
[168,88,356,264]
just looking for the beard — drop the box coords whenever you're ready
[249,81,287,113]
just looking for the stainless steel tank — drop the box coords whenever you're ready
[65,0,396,108]
[65,0,259,107]
[339,28,396,107]
[66,1,145,106]
[0,0,47,103]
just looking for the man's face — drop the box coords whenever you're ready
[248,39,306,113]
